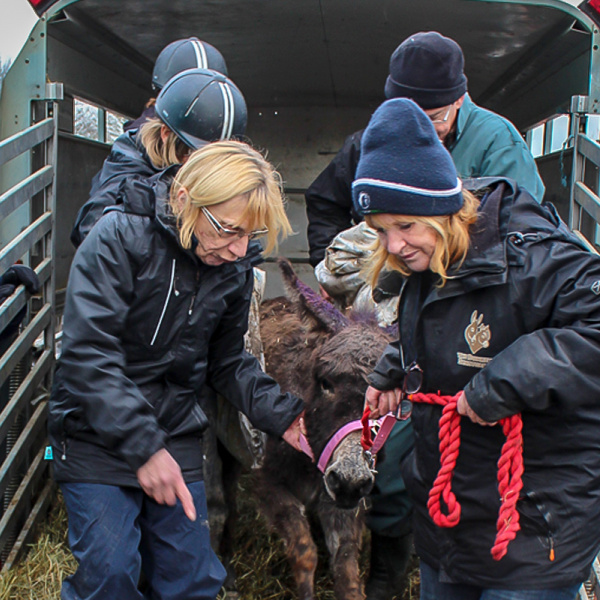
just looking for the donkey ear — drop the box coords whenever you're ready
[278,258,348,333]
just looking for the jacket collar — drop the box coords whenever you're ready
[453,93,475,146]
[422,179,513,306]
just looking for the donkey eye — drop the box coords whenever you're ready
[319,378,334,393]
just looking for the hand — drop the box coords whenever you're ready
[364,386,402,419]
[136,448,196,521]
[456,391,497,426]
[282,410,307,452]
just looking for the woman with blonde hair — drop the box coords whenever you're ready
[360,98,600,600]
[49,140,305,600]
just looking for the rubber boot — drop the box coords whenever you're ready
[365,532,413,600]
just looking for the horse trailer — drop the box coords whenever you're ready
[1,0,600,596]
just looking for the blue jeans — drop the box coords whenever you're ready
[420,561,581,600]
[60,481,226,600]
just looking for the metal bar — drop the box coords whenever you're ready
[574,181,600,225]
[0,304,51,390]
[0,212,52,275]
[0,401,47,501]
[469,0,593,32]
[0,119,54,167]
[591,27,600,114]
[2,478,54,572]
[573,230,600,254]
[0,287,27,336]
[0,166,53,222]
[570,110,587,230]
[592,556,600,593]
[34,257,52,286]
[577,584,590,600]
[0,349,52,444]
[0,447,51,568]
[45,103,58,362]
[577,134,600,167]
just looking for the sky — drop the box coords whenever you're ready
[0,0,38,63]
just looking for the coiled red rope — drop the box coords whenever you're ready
[410,392,524,561]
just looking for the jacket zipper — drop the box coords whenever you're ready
[397,278,409,367]
[188,270,200,316]
[523,491,556,561]
[150,258,176,346]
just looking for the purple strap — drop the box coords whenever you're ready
[317,420,365,473]
[300,414,397,473]
[299,433,315,461]
[370,414,397,455]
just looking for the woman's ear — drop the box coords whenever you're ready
[176,187,188,211]
[160,124,171,144]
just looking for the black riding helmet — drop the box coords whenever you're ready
[155,68,248,149]
[152,38,228,91]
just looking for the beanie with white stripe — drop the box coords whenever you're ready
[352,98,463,216]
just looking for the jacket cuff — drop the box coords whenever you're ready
[464,380,499,423]
[367,371,397,391]
[121,427,168,473]
[271,394,305,438]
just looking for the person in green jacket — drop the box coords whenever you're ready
[384,32,545,202]
[305,30,545,269]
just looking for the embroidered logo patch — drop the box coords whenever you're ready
[464,310,491,354]
[592,281,600,295]
[457,310,493,369]
[358,192,371,210]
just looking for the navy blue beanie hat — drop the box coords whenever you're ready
[384,31,467,109]
[352,98,463,217]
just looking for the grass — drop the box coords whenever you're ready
[0,479,420,600]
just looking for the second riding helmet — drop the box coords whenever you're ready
[152,37,228,91]
[155,68,248,150]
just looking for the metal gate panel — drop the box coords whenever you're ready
[0,106,57,570]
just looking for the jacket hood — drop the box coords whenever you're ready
[456,177,574,279]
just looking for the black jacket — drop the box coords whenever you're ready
[305,130,364,267]
[70,130,158,248]
[50,168,304,486]
[369,179,600,588]
[123,103,156,133]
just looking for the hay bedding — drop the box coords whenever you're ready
[0,479,419,600]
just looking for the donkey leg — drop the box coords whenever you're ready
[257,480,318,600]
[317,502,366,600]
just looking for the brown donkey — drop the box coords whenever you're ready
[255,259,394,600]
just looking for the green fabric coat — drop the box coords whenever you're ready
[449,94,545,203]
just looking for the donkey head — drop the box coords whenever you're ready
[277,259,393,508]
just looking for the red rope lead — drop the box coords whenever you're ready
[361,406,373,451]
[410,392,524,561]
[492,414,524,560]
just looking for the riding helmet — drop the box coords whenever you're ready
[155,68,247,149]
[152,37,228,91]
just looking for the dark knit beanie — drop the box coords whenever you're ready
[384,31,468,109]
[352,98,463,217]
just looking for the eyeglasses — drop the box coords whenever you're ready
[201,206,269,241]
[396,361,423,421]
[430,106,452,126]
